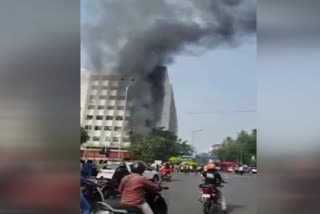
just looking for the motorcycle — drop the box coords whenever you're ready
[81,178,105,212]
[99,178,121,199]
[92,186,169,214]
[199,183,224,214]
[161,172,172,181]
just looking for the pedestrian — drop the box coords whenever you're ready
[81,192,91,214]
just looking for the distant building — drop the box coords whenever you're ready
[195,153,218,165]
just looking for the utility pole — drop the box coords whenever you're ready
[118,78,134,160]
[191,129,203,156]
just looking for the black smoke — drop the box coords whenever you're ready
[82,0,256,134]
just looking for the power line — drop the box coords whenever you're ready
[186,110,256,115]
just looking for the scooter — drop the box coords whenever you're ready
[92,186,169,214]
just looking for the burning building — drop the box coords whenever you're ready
[80,66,177,159]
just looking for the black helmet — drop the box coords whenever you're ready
[119,162,126,168]
[130,161,146,174]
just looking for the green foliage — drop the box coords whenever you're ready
[81,127,90,145]
[216,129,256,165]
[130,128,194,162]
[169,156,182,165]
[183,161,199,167]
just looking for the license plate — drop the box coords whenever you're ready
[202,194,211,198]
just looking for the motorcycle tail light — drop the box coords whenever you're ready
[202,187,213,194]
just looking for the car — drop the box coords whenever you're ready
[251,167,257,174]
[96,161,160,183]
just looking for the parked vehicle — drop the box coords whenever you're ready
[96,161,160,183]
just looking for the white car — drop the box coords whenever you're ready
[96,162,161,183]
[251,167,257,174]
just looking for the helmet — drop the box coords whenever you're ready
[206,163,216,170]
[119,162,126,168]
[130,161,146,174]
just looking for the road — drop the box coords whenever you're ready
[161,172,256,214]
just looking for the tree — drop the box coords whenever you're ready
[130,128,193,162]
[81,127,90,145]
[169,156,182,165]
[216,129,257,165]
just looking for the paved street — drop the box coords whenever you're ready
[161,172,256,214]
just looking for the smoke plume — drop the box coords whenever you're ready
[82,0,256,134]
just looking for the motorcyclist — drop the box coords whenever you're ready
[118,161,162,214]
[160,163,171,177]
[111,162,130,186]
[202,163,227,213]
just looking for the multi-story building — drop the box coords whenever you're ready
[80,67,177,160]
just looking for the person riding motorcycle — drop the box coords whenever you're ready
[202,163,227,213]
[118,161,162,214]
[111,162,130,187]
[160,163,171,177]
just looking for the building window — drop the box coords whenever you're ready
[106,116,113,120]
[117,106,125,110]
[94,126,102,131]
[84,125,92,130]
[114,126,121,131]
[89,95,96,100]
[125,116,130,121]
[105,137,111,141]
[113,137,119,142]
[107,106,115,110]
[102,76,109,80]
[123,137,130,142]
[92,136,100,141]
[104,126,112,131]
[118,96,125,100]
[101,86,108,89]
[86,115,93,120]
[92,76,99,81]
[96,116,103,120]
[88,105,95,110]
[99,95,107,99]
[91,85,99,89]
[97,105,104,110]
[115,116,123,121]
[110,86,118,90]
[109,96,117,100]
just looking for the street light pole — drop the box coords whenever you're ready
[118,79,134,160]
[191,129,203,155]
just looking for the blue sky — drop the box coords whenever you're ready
[168,37,256,152]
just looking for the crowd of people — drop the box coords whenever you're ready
[81,159,230,214]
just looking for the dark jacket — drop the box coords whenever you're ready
[112,166,130,185]
[202,170,225,186]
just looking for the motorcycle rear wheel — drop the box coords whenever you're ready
[209,204,222,214]
[203,201,211,214]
